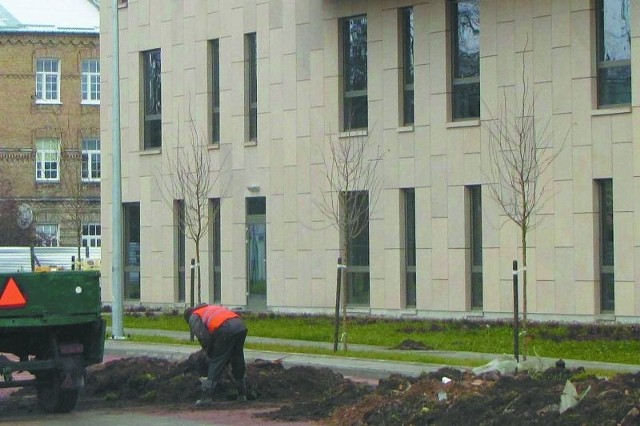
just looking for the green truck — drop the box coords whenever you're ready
[0,271,105,413]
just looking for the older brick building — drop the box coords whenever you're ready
[0,0,101,248]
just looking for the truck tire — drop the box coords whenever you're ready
[35,371,80,413]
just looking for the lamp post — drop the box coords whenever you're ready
[110,0,124,339]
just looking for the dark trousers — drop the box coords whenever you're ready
[206,317,247,382]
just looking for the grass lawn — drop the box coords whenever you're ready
[104,312,640,366]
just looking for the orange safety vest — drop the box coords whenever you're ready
[192,305,239,333]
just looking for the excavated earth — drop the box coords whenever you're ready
[5,348,635,425]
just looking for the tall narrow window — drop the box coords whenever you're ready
[81,59,100,104]
[211,39,221,144]
[35,59,60,103]
[451,0,480,120]
[210,198,221,303]
[342,15,368,131]
[403,189,416,308]
[468,185,483,309]
[175,200,186,303]
[36,224,59,247]
[596,0,630,107]
[344,190,370,306]
[400,8,414,126]
[82,223,101,247]
[143,49,162,149]
[124,203,141,300]
[598,179,614,312]
[245,33,257,141]
[35,138,61,182]
[81,138,101,182]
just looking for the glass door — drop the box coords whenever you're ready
[246,197,266,310]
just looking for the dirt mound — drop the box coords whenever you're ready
[83,354,640,425]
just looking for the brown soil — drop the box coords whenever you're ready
[73,350,640,425]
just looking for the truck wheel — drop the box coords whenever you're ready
[35,372,79,413]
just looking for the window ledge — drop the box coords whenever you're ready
[591,106,631,116]
[244,140,258,147]
[208,143,220,150]
[140,148,161,155]
[339,129,368,138]
[81,101,100,106]
[446,119,480,129]
[35,101,62,106]
[398,125,414,133]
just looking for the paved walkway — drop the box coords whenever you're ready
[105,328,640,379]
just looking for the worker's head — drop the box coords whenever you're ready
[183,307,194,323]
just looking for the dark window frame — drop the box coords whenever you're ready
[450,0,480,120]
[595,0,631,108]
[143,49,162,149]
[400,7,415,126]
[211,39,221,144]
[468,185,483,310]
[245,33,257,142]
[341,15,368,131]
[597,179,614,312]
[403,189,416,308]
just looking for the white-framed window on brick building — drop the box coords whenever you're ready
[35,138,61,182]
[81,59,100,104]
[82,223,101,247]
[36,224,59,247]
[35,59,61,103]
[81,138,100,182]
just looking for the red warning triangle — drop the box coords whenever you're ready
[0,277,27,309]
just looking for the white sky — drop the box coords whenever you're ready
[0,0,98,32]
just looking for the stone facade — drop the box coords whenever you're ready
[100,0,640,322]
[0,31,101,247]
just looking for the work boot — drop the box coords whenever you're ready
[195,379,215,406]
[237,377,247,402]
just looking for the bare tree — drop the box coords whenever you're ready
[158,113,229,305]
[50,112,99,267]
[317,129,382,351]
[483,48,568,351]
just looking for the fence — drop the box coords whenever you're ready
[0,247,101,273]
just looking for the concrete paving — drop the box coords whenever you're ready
[105,327,640,379]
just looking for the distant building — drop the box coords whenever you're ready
[0,0,101,248]
[100,1,639,323]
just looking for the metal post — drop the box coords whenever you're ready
[190,258,196,341]
[333,257,342,352]
[513,260,519,363]
[110,0,125,339]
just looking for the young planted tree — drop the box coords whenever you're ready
[159,114,228,304]
[483,50,567,353]
[317,130,382,351]
[60,142,98,267]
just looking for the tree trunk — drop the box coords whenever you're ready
[521,226,528,360]
[341,244,349,352]
[195,240,202,304]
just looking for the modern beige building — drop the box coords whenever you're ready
[100,0,639,322]
[0,0,101,248]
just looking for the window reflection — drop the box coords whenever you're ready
[143,49,162,148]
[401,8,414,126]
[342,15,368,130]
[597,0,631,107]
[451,0,480,120]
